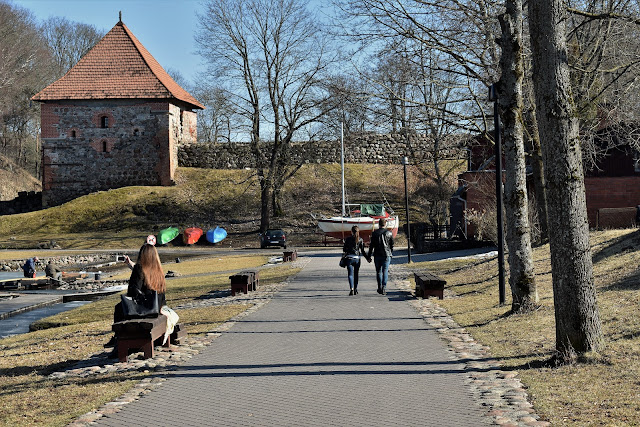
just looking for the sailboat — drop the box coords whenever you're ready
[317,124,399,243]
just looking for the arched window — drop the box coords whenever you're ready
[102,140,108,152]
[101,116,109,128]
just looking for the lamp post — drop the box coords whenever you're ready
[402,156,411,264]
[489,84,506,305]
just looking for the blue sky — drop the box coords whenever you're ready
[12,0,206,84]
[11,0,332,86]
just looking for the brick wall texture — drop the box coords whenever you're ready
[40,100,196,206]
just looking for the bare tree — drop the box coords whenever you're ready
[40,16,104,79]
[197,0,334,230]
[528,0,604,361]
[0,1,51,176]
[497,0,537,311]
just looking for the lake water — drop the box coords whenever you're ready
[0,300,91,339]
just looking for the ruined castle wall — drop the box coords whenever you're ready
[178,133,441,168]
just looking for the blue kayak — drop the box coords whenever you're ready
[206,227,227,244]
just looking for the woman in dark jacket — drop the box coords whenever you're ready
[342,226,369,295]
[113,243,166,323]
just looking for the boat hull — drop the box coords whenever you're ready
[183,227,203,245]
[206,227,227,244]
[318,216,399,242]
[157,227,179,245]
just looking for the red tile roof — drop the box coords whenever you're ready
[32,20,204,109]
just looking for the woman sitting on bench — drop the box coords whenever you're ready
[107,243,178,352]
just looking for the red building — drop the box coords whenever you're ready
[32,18,204,207]
[451,129,640,238]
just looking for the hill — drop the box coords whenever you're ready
[0,154,41,201]
[0,164,433,249]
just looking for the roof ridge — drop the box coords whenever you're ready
[32,20,204,109]
[119,22,204,109]
[119,22,173,98]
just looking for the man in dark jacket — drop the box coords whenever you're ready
[367,218,394,294]
[45,260,62,281]
[22,257,38,278]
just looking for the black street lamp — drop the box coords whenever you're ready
[402,156,412,264]
[489,84,506,306]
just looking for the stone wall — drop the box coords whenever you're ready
[40,100,196,206]
[0,191,42,215]
[179,132,448,168]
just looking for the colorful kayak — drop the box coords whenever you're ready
[183,227,203,245]
[206,227,227,244]
[157,226,179,245]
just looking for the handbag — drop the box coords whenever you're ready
[120,290,159,319]
[339,255,348,268]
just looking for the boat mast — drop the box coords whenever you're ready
[341,122,346,217]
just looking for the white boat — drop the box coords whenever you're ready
[316,123,398,242]
[317,203,399,242]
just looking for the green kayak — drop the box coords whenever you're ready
[157,226,179,245]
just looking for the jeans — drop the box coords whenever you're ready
[374,256,391,291]
[345,257,361,290]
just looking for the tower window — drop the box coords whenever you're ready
[102,140,108,152]
[70,130,76,138]
[101,116,109,128]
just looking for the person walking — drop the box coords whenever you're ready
[342,225,368,295]
[367,218,394,295]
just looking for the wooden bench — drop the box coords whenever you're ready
[414,271,446,299]
[283,250,297,262]
[229,270,259,296]
[112,316,173,362]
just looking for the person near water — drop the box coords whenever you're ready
[107,243,178,356]
[22,256,38,278]
[45,260,62,281]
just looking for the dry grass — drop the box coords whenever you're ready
[0,255,301,427]
[410,228,640,426]
[0,164,440,250]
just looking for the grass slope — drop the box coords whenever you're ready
[0,164,430,249]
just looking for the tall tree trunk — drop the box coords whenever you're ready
[498,0,537,312]
[524,102,549,243]
[259,173,271,233]
[528,0,603,359]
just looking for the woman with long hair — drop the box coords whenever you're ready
[342,225,369,295]
[108,243,178,355]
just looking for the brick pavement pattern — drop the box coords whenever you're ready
[95,253,490,426]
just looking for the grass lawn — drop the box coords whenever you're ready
[0,254,300,427]
[408,228,640,426]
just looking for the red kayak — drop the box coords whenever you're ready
[182,227,203,245]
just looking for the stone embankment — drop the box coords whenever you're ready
[179,132,465,169]
[1,254,121,272]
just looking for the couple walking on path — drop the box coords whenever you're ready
[342,218,394,295]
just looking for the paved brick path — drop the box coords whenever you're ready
[95,252,490,426]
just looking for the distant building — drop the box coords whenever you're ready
[32,18,204,207]
[450,127,640,238]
